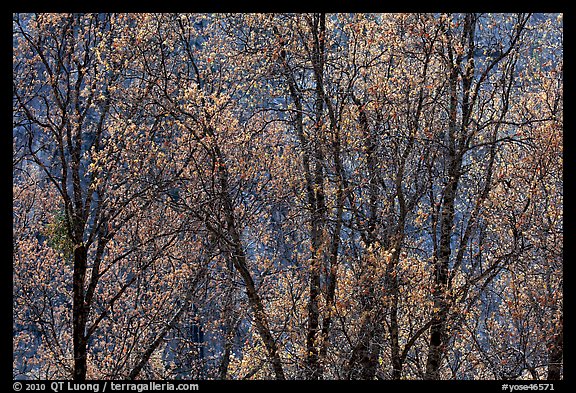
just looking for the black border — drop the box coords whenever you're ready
[8,7,569,392]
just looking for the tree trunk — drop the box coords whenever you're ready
[347,315,381,380]
[388,252,402,380]
[305,13,327,380]
[72,244,88,380]
[424,161,459,380]
[547,315,563,380]
[218,290,236,380]
[229,232,285,380]
[214,144,285,380]
[425,56,461,379]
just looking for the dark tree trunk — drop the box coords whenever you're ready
[547,315,563,380]
[214,142,285,380]
[424,55,461,379]
[425,158,460,380]
[345,97,384,381]
[72,244,88,380]
[305,12,328,380]
[346,304,382,380]
[388,251,402,380]
[229,230,285,380]
[218,290,236,380]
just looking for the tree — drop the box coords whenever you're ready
[13,13,199,380]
